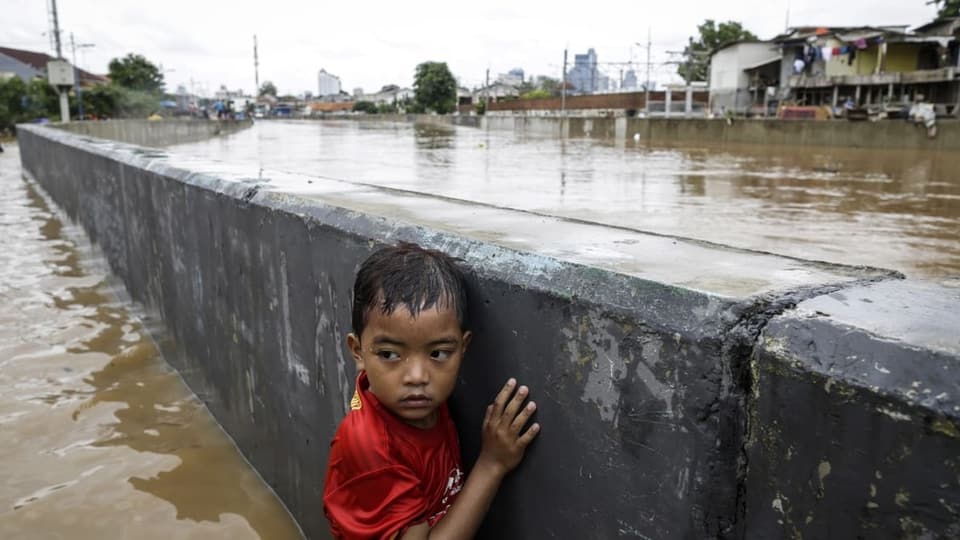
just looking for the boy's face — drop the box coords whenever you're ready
[347,302,471,429]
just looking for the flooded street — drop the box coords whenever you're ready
[170,120,960,278]
[0,144,302,539]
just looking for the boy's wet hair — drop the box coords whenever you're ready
[351,242,468,336]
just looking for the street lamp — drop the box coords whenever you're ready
[635,38,651,115]
[70,33,94,120]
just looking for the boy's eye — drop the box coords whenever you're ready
[377,350,401,361]
[430,350,454,361]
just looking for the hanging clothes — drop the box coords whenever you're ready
[793,57,806,74]
[855,38,868,50]
[822,47,833,62]
[833,47,841,56]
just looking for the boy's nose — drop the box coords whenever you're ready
[403,357,429,385]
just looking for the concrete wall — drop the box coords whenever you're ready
[53,118,252,147]
[747,279,960,539]
[16,123,960,540]
[345,114,960,150]
[481,116,960,151]
[485,91,708,113]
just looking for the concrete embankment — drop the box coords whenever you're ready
[16,121,960,539]
[337,113,960,151]
[52,118,252,147]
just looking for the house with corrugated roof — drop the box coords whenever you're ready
[0,46,107,87]
[707,20,960,117]
[708,40,781,115]
[774,22,959,115]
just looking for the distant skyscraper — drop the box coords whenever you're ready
[318,69,342,97]
[567,48,599,94]
[496,67,525,87]
[623,69,638,90]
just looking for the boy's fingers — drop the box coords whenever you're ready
[491,378,516,418]
[509,401,536,433]
[482,404,493,430]
[502,385,529,421]
[517,423,541,447]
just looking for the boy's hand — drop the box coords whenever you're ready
[476,378,540,477]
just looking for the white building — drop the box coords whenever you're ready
[358,84,413,105]
[708,41,781,115]
[472,82,520,102]
[318,69,342,97]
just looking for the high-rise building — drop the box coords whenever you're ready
[623,69,638,90]
[497,69,524,87]
[318,69,342,97]
[567,48,599,94]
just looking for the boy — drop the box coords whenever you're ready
[323,243,540,539]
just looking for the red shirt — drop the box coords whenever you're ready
[323,372,464,540]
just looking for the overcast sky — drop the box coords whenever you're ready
[2,0,941,97]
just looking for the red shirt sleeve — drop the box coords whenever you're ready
[324,463,429,540]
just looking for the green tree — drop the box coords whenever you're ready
[521,89,552,100]
[29,78,59,114]
[376,101,398,114]
[413,61,457,114]
[352,100,378,113]
[0,76,63,130]
[81,84,119,118]
[259,81,277,97]
[933,0,959,18]
[0,77,28,132]
[537,76,562,96]
[80,84,159,119]
[679,20,757,83]
[108,53,164,92]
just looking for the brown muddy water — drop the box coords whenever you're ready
[0,144,302,539]
[169,120,960,279]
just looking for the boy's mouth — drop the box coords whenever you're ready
[399,394,432,408]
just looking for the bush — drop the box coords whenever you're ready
[376,102,398,114]
[0,77,61,132]
[521,89,551,100]
[352,101,378,114]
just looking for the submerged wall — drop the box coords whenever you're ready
[53,118,252,147]
[335,114,960,151]
[489,116,960,151]
[17,123,960,539]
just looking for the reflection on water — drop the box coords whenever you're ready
[0,144,302,539]
[169,120,960,278]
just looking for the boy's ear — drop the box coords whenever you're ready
[347,333,364,371]
[461,330,473,354]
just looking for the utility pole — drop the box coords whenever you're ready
[70,33,94,120]
[645,27,652,115]
[561,49,568,116]
[49,0,62,57]
[253,34,260,95]
[484,68,489,107]
[49,0,70,122]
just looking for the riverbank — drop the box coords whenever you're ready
[312,113,960,151]
[0,142,302,540]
